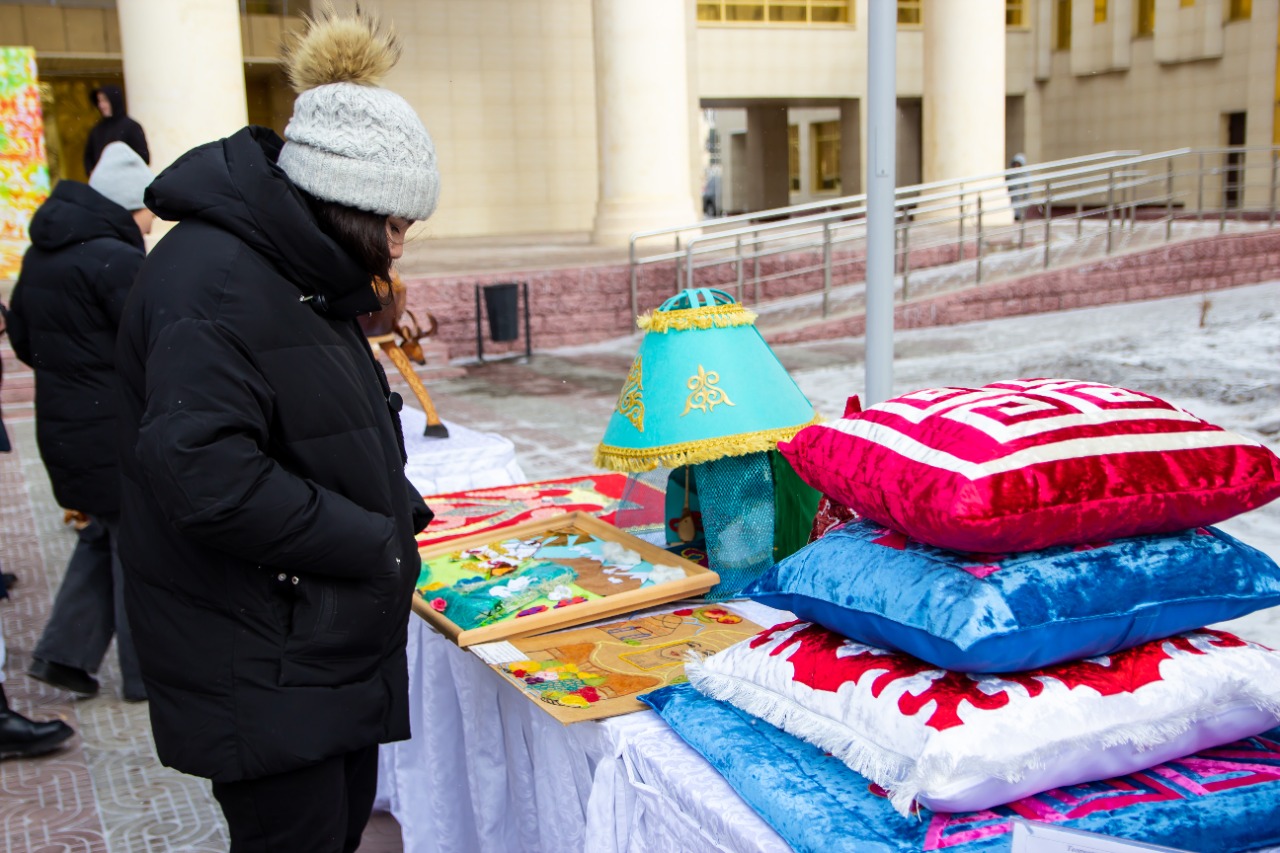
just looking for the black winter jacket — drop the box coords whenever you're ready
[8,180,144,517]
[84,86,149,175]
[115,126,431,783]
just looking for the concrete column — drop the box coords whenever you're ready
[591,0,698,246]
[922,0,1008,219]
[744,105,790,212]
[116,0,248,173]
[839,98,862,196]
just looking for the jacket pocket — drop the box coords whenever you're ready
[278,537,404,687]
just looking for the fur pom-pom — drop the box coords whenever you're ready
[282,3,401,92]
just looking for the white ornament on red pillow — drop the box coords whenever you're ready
[687,620,1280,816]
[777,378,1280,552]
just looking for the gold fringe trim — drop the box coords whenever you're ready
[638,303,757,334]
[593,414,822,473]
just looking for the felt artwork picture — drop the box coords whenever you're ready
[415,473,666,548]
[412,512,719,646]
[470,603,762,723]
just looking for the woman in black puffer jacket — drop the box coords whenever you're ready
[114,10,439,853]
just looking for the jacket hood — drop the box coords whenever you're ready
[144,125,380,319]
[91,85,126,117]
[28,180,144,253]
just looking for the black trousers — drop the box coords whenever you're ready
[211,744,380,853]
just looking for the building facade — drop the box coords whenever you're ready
[2,0,1275,242]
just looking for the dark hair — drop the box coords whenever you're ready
[303,193,394,298]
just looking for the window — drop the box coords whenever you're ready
[241,0,309,13]
[1094,0,1107,23]
[1228,0,1251,20]
[1007,0,1027,27]
[897,0,921,26]
[789,125,800,192]
[1055,0,1072,49]
[812,120,841,193]
[697,1,851,24]
[1135,0,1155,35]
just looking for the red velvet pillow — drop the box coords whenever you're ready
[777,379,1280,552]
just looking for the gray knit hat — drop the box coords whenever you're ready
[277,8,438,221]
[88,141,153,212]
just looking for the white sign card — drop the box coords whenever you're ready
[1009,820,1189,853]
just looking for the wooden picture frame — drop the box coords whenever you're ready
[469,603,763,723]
[411,511,719,647]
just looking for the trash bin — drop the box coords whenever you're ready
[483,282,521,342]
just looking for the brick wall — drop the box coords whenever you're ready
[764,228,1280,345]
[402,241,975,360]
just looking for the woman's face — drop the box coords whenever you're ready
[386,216,413,261]
[96,91,112,117]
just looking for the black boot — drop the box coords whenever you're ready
[28,658,99,696]
[0,684,75,758]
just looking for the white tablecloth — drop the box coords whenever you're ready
[378,606,793,853]
[399,406,527,496]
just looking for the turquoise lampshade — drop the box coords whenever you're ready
[594,288,818,472]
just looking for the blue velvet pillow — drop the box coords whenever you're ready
[742,518,1280,672]
[642,683,1280,853]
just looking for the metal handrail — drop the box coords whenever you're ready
[627,146,1280,321]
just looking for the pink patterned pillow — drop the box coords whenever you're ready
[687,621,1280,816]
[777,379,1280,552]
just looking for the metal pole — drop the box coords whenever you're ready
[822,221,832,318]
[1220,169,1227,233]
[474,285,484,363]
[522,281,532,360]
[1043,181,1053,269]
[1166,158,1174,242]
[674,235,682,293]
[752,229,760,303]
[956,188,966,263]
[735,234,745,302]
[975,195,984,284]
[901,219,911,301]
[1270,149,1277,228]
[865,0,896,405]
[628,241,639,323]
[1197,151,1204,221]
[1106,169,1115,254]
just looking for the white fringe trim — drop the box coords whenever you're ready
[685,660,921,816]
[686,659,1280,818]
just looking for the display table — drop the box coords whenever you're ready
[399,406,526,495]
[378,602,793,853]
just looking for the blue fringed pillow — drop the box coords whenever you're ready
[742,518,1280,673]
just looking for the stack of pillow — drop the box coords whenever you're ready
[684,378,1280,817]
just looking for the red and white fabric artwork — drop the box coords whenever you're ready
[686,620,1280,817]
[777,378,1280,552]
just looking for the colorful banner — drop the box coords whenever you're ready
[0,47,50,280]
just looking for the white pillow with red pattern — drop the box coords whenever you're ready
[687,620,1280,816]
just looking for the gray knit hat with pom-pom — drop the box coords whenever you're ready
[277,6,439,221]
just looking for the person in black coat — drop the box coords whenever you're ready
[7,141,155,702]
[83,85,149,177]
[115,9,439,853]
